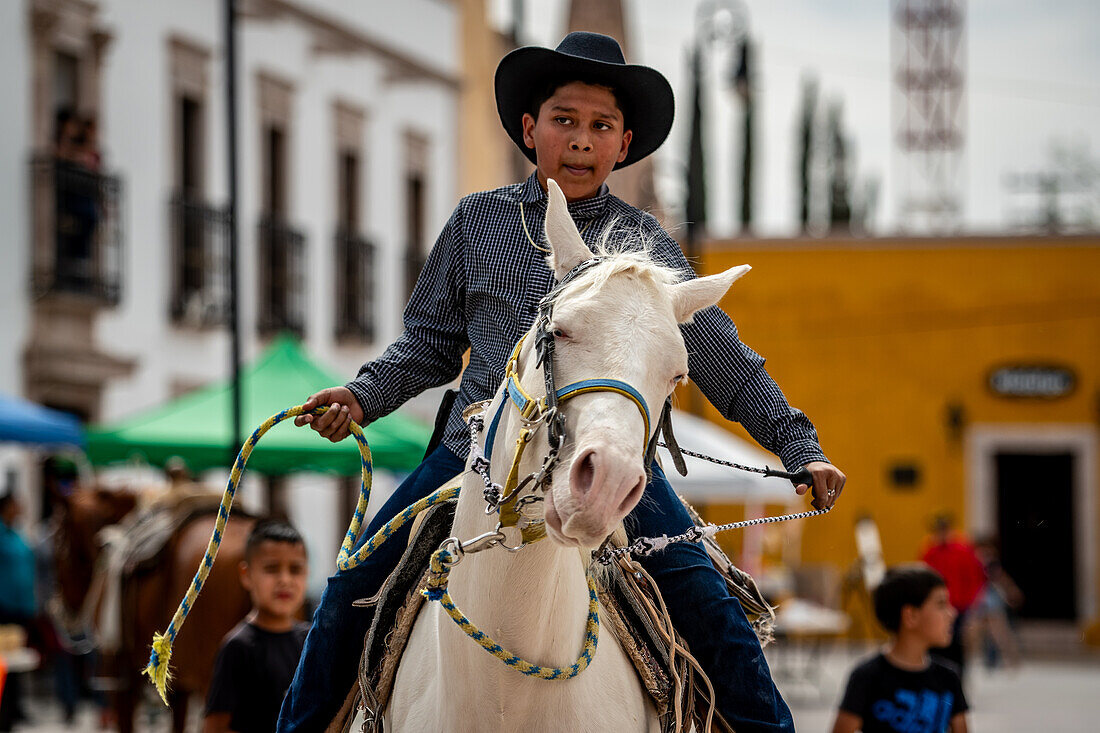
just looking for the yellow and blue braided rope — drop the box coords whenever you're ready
[144,402,599,704]
[337,483,459,572]
[422,547,600,679]
[144,403,383,703]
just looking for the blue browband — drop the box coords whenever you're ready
[485,341,652,462]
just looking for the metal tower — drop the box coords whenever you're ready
[891,0,966,232]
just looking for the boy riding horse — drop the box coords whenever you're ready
[281,32,845,733]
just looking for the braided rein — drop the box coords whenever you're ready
[592,444,833,566]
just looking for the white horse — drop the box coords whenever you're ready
[386,180,750,732]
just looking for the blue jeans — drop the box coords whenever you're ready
[278,445,793,732]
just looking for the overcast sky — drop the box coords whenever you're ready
[491,0,1100,237]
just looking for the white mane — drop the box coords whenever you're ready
[550,221,683,305]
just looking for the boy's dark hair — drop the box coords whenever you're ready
[244,518,306,561]
[873,563,946,632]
[528,74,631,129]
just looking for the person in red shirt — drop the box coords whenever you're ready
[920,514,986,675]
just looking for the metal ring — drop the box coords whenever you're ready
[439,537,465,563]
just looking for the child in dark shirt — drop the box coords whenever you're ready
[204,519,310,733]
[832,564,970,733]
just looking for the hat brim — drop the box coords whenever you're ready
[495,46,675,171]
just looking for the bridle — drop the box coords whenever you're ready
[472,257,663,535]
[468,255,827,562]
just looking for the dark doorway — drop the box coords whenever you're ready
[995,451,1076,620]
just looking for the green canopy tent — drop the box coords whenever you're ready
[86,335,431,475]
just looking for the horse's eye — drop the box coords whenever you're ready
[553,328,568,339]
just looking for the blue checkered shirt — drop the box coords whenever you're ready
[347,173,827,471]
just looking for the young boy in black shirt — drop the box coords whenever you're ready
[204,520,310,733]
[833,564,970,733]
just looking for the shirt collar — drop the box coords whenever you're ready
[517,172,611,219]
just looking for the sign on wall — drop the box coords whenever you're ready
[988,365,1076,399]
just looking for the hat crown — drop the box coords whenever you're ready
[494,31,674,170]
[555,32,626,66]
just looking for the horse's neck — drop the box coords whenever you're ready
[446,396,592,667]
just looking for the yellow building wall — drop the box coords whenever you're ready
[697,237,1100,629]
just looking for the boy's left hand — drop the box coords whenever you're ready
[796,461,846,510]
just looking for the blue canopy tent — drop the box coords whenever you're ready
[0,394,84,448]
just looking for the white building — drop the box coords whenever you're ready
[1,0,461,595]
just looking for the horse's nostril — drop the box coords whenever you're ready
[571,451,596,498]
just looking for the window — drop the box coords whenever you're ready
[333,103,373,342]
[30,44,122,304]
[53,51,79,112]
[179,96,202,195]
[338,149,359,229]
[403,132,429,303]
[168,38,227,326]
[256,73,305,337]
[264,124,287,216]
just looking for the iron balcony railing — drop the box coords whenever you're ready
[169,194,230,326]
[334,229,376,342]
[30,155,123,305]
[257,215,306,337]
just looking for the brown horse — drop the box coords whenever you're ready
[55,486,254,733]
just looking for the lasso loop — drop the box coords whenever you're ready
[423,546,600,679]
[143,404,463,703]
[144,404,345,703]
[143,399,599,705]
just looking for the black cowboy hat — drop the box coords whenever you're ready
[495,31,675,170]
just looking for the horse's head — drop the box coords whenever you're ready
[531,179,749,548]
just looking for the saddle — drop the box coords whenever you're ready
[326,497,770,733]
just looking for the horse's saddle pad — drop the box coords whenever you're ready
[348,500,684,732]
[113,492,234,574]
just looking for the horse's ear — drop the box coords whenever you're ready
[668,265,751,323]
[544,178,593,279]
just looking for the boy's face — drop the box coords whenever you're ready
[906,585,956,648]
[521,81,633,202]
[239,540,308,620]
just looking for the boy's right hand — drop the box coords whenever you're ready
[293,387,364,443]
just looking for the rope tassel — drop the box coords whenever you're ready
[142,404,377,705]
[143,632,174,703]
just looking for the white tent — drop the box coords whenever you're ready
[658,410,798,505]
[658,410,806,577]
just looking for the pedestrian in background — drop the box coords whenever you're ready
[832,564,969,733]
[921,514,985,674]
[967,536,1023,670]
[204,519,309,733]
[0,486,36,732]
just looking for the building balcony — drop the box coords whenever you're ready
[257,214,306,337]
[334,229,376,342]
[30,155,123,305]
[169,194,230,327]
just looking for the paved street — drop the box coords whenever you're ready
[773,642,1100,732]
[9,644,1100,731]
